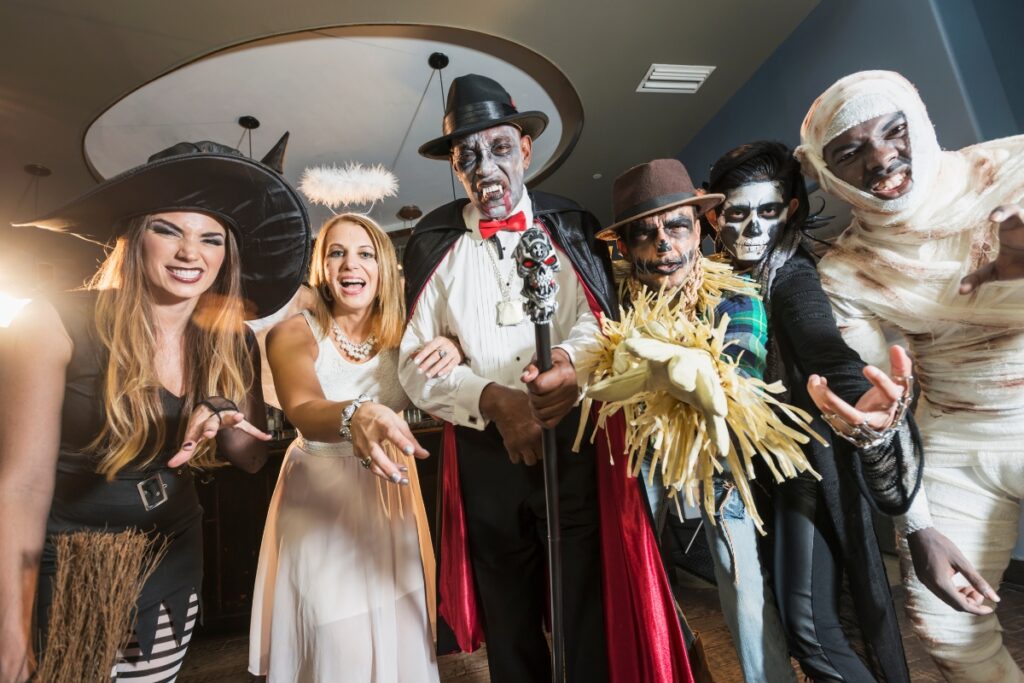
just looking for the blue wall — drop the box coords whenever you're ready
[678,0,976,182]
[679,0,1024,561]
[970,0,1024,133]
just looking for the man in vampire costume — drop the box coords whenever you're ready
[399,74,691,683]
[797,70,1024,681]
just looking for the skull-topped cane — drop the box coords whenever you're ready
[513,224,565,683]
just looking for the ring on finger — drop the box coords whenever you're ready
[359,456,372,470]
[438,349,447,358]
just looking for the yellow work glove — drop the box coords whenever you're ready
[588,338,729,457]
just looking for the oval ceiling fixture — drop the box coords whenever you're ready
[83,25,583,231]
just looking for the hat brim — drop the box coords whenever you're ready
[14,153,310,319]
[596,193,726,241]
[418,111,549,160]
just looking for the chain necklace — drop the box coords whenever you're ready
[482,236,525,326]
[331,321,377,361]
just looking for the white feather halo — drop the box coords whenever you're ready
[298,163,399,211]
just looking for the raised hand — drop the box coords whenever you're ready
[808,345,913,434]
[908,527,1000,615]
[412,335,464,379]
[349,403,429,485]
[960,204,1024,294]
[168,399,271,467]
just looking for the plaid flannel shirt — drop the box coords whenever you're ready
[713,289,768,381]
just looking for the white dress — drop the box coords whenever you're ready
[249,312,439,682]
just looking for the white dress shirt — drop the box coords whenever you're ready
[399,193,601,430]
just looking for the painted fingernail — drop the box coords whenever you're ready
[183,441,195,450]
[400,477,410,486]
[399,465,409,472]
[403,445,414,455]
[390,472,402,483]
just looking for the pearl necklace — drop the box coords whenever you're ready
[331,321,377,361]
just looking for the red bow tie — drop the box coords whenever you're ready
[479,211,527,240]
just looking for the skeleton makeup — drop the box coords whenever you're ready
[451,124,532,220]
[621,206,700,291]
[717,180,788,267]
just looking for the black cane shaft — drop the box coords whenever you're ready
[534,323,565,682]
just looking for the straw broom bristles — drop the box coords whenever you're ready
[36,529,167,682]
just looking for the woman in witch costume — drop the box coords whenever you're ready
[705,141,920,682]
[0,135,309,682]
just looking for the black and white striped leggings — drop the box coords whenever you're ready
[112,593,199,683]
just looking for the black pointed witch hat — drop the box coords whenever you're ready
[14,132,310,318]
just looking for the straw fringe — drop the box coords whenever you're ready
[579,264,823,533]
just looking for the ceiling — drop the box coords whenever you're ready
[83,27,575,233]
[0,0,818,292]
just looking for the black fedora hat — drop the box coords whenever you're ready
[14,133,311,319]
[418,74,548,160]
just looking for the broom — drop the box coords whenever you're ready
[36,529,167,682]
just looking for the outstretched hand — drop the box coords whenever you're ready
[350,403,429,486]
[168,403,271,467]
[908,527,1000,615]
[587,339,729,456]
[808,345,913,433]
[960,204,1024,294]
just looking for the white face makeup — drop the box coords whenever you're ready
[717,181,788,266]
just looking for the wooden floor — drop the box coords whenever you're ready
[180,561,1024,682]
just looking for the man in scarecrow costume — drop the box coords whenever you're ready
[797,70,1024,681]
[583,157,823,682]
[707,140,921,682]
[399,74,691,682]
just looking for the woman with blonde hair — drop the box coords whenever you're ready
[249,213,457,682]
[0,135,310,682]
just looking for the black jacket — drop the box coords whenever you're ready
[769,247,921,682]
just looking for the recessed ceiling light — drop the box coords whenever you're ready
[592,173,603,180]
[636,64,715,94]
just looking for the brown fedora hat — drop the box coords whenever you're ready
[596,159,724,241]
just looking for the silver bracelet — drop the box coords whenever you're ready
[821,375,914,450]
[339,393,373,440]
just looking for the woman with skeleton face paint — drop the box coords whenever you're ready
[707,141,920,683]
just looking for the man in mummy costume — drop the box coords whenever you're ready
[797,70,1024,681]
[399,74,692,683]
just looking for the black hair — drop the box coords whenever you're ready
[707,140,809,229]
[705,141,810,391]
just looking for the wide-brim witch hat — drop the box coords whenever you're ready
[597,158,725,241]
[14,133,310,319]
[418,74,548,159]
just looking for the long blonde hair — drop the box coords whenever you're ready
[308,213,404,350]
[87,215,253,478]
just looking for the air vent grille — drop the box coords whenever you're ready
[636,64,715,94]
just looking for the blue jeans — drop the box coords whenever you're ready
[641,458,795,683]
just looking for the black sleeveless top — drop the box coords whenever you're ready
[37,291,204,659]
